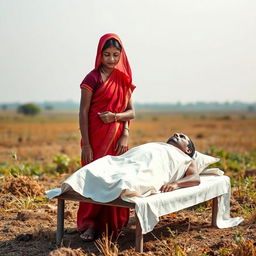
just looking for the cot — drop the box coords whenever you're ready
[48,175,243,253]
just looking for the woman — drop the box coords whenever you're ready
[78,33,136,241]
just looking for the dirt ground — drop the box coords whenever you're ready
[0,175,255,256]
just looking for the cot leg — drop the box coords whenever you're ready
[56,198,65,246]
[135,213,143,253]
[212,197,218,227]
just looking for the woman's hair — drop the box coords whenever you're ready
[102,38,122,52]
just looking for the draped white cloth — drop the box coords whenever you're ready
[48,143,192,202]
[123,175,243,233]
[46,142,243,234]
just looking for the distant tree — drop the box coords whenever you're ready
[1,104,7,110]
[17,103,41,116]
[247,105,255,112]
[44,105,54,111]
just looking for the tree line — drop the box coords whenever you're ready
[0,101,256,115]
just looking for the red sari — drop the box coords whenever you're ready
[77,33,135,236]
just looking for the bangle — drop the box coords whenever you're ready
[124,128,129,131]
[114,113,117,122]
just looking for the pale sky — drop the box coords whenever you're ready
[1,0,256,104]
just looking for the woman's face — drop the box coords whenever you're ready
[101,46,121,70]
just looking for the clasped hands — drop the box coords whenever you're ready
[98,111,116,123]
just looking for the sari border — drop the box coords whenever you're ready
[80,84,93,92]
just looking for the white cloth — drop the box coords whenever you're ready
[48,142,192,202]
[46,142,243,234]
[123,175,243,233]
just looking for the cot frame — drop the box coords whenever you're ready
[55,190,219,253]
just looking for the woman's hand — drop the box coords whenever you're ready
[81,144,93,165]
[160,182,179,193]
[115,134,128,155]
[98,111,116,123]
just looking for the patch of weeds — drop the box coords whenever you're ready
[9,196,37,210]
[194,204,207,212]
[217,247,232,256]
[240,206,254,214]
[53,154,70,174]
[0,152,44,177]
[205,146,256,174]
[232,176,256,206]
[34,196,49,204]
[0,163,43,177]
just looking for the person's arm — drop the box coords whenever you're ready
[160,160,200,192]
[97,99,135,123]
[115,100,135,155]
[79,88,93,164]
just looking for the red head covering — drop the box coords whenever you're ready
[95,33,132,84]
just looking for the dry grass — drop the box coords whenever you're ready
[0,175,45,197]
[0,111,256,255]
[48,247,89,256]
[1,112,256,168]
[231,239,256,256]
[130,112,256,154]
[94,226,119,256]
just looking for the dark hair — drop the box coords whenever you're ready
[166,136,195,158]
[187,138,195,158]
[102,38,122,52]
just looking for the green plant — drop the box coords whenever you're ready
[205,146,256,174]
[0,162,43,177]
[53,154,71,173]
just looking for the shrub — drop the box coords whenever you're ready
[53,154,71,173]
[17,103,41,116]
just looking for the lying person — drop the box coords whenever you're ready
[59,132,200,240]
[63,132,200,199]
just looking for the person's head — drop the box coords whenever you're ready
[166,132,195,158]
[101,38,122,70]
[95,33,132,84]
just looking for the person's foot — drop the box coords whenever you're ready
[80,228,96,242]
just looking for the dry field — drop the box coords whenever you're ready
[0,110,256,256]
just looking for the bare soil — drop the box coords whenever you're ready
[0,175,255,256]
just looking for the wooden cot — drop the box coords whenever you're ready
[55,190,219,253]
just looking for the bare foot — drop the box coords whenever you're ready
[80,228,96,242]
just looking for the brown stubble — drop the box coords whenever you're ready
[129,112,256,154]
[0,111,256,166]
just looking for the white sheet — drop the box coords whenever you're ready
[48,142,192,203]
[123,175,243,233]
[46,142,243,234]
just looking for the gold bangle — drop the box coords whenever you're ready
[114,113,117,122]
